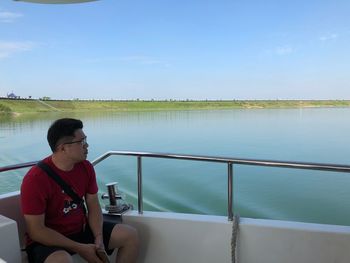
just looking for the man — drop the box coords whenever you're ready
[21,118,139,263]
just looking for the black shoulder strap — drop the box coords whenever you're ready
[37,161,86,214]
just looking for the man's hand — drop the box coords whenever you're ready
[76,243,103,263]
[96,248,110,263]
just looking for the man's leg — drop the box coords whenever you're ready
[27,243,73,263]
[108,224,139,263]
[44,250,73,263]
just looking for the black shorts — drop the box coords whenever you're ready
[26,221,116,263]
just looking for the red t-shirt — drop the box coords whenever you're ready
[20,156,98,244]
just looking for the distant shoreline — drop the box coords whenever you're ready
[1,98,350,115]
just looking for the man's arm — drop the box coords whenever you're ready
[85,193,104,248]
[24,214,102,262]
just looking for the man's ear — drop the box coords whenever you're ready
[55,144,65,152]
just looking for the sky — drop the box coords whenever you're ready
[0,0,349,100]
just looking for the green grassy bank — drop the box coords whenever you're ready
[1,98,350,115]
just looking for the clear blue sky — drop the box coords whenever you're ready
[0,0,349,100]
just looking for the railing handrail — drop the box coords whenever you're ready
[91,150,350,173]
[2,152,350,173]
[2,150,350,221]
[0,161,39,173]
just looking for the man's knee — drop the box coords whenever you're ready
[44,250,73,263]
[109,224,139,249]
[125,225,139,246]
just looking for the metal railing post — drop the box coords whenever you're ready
[137,156,143,214]
[228,162,233,221]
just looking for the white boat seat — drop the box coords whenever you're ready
[0,214,21,262]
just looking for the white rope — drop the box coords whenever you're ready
[231,214,240,263]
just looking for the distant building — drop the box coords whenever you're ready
[7,92,20,99]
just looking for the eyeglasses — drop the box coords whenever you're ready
[63,137,87,146]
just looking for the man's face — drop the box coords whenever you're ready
[61,129,89,162]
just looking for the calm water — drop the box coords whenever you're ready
[1,108,350,225]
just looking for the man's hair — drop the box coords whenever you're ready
[47,118,83,152]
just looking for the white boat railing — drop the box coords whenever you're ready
[2,150,350,221]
